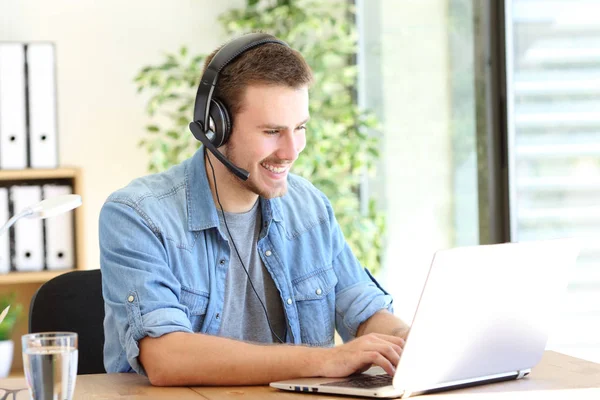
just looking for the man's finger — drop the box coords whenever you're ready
[371,343,401,369]
[370,333,406,348]
[372,332,406,343]
[372,336,403,356]
[365,352,395,376]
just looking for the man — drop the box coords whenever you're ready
[99,33,410,387]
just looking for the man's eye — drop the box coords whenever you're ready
[264,130,279,135]
[297,125,307,131]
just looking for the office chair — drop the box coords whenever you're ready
[29,269,106,374]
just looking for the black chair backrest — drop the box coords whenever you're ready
[29,269,106,374]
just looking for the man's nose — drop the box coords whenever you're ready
[277,131,301,161]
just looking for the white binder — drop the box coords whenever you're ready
[11,185,44,272]
[43,184,75,270]
[0,43,28,169]
[27,43,58,168]
[0,188,10,274]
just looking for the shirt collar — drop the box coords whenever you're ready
[185,147,283,232]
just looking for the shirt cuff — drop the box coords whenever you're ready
[335,282,394,342]
[125,307,194,375]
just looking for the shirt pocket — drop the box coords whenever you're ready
[292,267,338,347]
[180,287,210,332]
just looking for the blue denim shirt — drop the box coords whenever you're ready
[99,148,393,374]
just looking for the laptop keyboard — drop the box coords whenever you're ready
[321,374,394,389]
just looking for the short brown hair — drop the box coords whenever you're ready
[202,38,313,121]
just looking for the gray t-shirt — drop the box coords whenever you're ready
[217,199,287,343]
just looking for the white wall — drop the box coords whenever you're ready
[0,0,243,269]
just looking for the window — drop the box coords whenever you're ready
[506,0,600,362]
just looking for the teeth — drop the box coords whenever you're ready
[261,163,288,174]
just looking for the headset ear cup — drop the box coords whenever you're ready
[209,98,232,147]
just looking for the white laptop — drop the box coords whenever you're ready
[271,239,580,398]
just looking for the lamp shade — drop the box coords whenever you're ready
[25,194,82,219]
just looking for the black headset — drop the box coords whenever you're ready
[188,33,289,181]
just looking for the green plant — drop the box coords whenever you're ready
[0,293,23,341]
[134,0,386,274]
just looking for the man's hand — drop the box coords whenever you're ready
[317,333,405,378]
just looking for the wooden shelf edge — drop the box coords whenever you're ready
[0,167,79,181]
[0,269,78,285]
[8,370,24,378]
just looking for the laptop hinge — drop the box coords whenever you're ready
[516,369,530,379]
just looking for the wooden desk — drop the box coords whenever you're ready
[2,351,599,399]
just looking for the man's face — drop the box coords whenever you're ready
[222,84,309,199]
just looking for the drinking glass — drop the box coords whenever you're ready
[21,332,78,400]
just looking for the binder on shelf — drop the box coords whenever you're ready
[0,188,9,274]
[11,185,44,272]
[27,43,58,169]
[43,184,75,270]
[0,43,28,169]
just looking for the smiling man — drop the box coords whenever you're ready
[99,33,410,386]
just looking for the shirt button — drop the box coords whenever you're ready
[316,288,322,295]
[127,295,134,303]
[219,259,225,265]
[216,313,220,320]
[287,298,293,305]
[265,250,272,257]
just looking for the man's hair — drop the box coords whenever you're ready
[202,40,313,121]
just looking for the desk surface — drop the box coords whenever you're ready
[2,351,599,399]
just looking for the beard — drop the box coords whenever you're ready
[224,143,290,199]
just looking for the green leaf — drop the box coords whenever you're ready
[146,125,160,133]
[166,130,180,140]
[0,293,23,340]
[159,62,178,71]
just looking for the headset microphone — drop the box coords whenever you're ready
[189,121,250,181]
